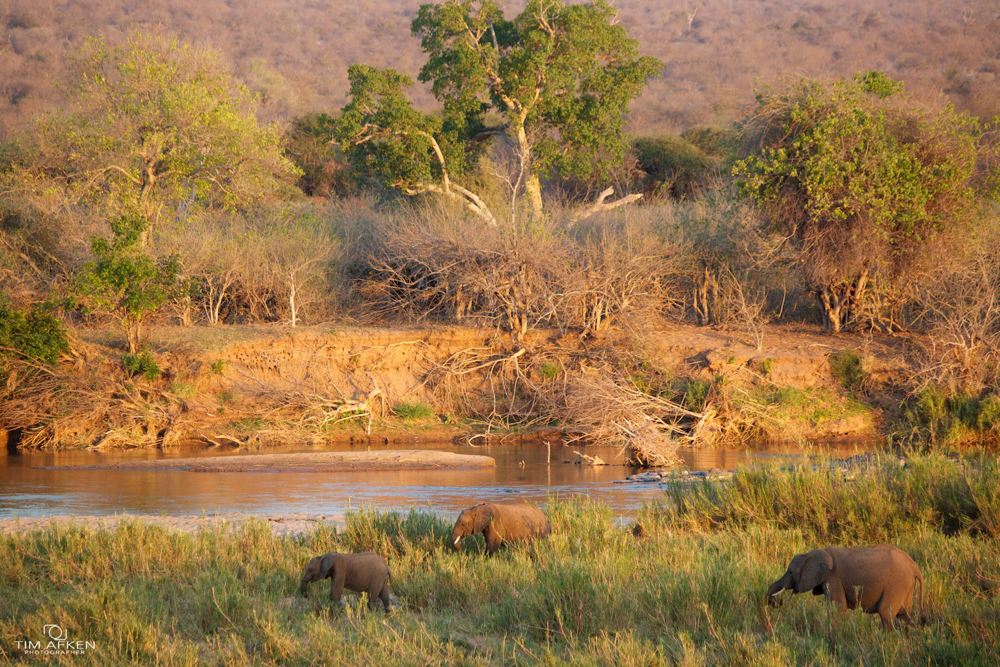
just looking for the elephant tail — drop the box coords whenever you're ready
[916,570,925,626]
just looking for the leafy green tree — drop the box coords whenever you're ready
[75,215,181,353]
[337,0,661,224]
[0,301,68,371]
[4,32,300,247]
[734,72,979,332]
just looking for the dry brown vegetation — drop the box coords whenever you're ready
[2,0,999,138]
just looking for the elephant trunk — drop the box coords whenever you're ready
[451,528,464,551]
[767,576,791,607]
[300,576,311,597]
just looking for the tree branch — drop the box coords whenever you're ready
[571,187,643,223]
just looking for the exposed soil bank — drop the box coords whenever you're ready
[1,322,910,449]
[50,450,496,473]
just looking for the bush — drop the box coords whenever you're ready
[122,350,161,382]
[0,301,68,365]
[683,378,712,411]
[393,401,435,420]
[902,385,1000,444]
[75,214,181,354]
[734,71,980,332]
[632,134,716,198]
[828,349,865,389]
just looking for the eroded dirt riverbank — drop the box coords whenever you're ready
[1,322,908,451]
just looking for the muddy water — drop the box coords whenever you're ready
[0,440,870,519]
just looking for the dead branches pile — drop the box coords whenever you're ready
[358,209,685,338]
[554,374,704,467]
[425,345,548,430]
[280,386,387,435]
[0,351,194,449]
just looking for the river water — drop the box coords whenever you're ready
[0,440,869,519]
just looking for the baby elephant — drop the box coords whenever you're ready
[451,501,551,554]
[767,544,923,629]
[300,552,392,612]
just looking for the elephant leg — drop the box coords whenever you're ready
[483,524,503,554]
[329,573,346,603]
[826,583,849,613]
[877,601,896,630]
[378,585,391,612]
[897,608,915,628]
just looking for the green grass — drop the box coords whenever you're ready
[538,361,563,381]
[829,349,866,389]
[0,455,998,664]
[756,386,872,426]
[392,401,435,421]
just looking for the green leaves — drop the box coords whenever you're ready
[75,214,182,353]
[0,301,68,366]
[6,32,300,232]
[336,65,452,192]
[735,72,978,270]
[340,0,661,218]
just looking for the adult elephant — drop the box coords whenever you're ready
[767,544,923,629]
[451,501,551,554]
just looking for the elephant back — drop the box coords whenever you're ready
[491,502,551,539]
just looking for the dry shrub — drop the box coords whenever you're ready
[911,243,1000,392]
[163,204,343,326]
[554,374,701,467]
[669,186,797,329]
[357,203,686,337]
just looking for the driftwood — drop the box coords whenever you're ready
[554,374,702,467]
[571,187,644,223]
[572,450,608,466]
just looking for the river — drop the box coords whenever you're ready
[0,439,873,519]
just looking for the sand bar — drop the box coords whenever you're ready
[0,512,345,535]
[44,450,496,473]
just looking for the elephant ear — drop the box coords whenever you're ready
[473,505,495,533]
[319,553,336,579]
[797,549,833,594]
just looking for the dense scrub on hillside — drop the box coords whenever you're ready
[1,0,999,137]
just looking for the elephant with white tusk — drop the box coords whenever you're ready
[451,501,551,554]
[767,544,923,629]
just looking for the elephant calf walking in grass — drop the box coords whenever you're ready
[451,501,551,554]
[767,544,924,629]
[300,552,392,612]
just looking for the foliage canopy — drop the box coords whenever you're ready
[337,0,661,222]
[4,33,300,239]
[733,71,980,331]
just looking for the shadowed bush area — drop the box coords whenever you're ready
[1,457,999,664]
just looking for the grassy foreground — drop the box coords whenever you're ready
[1,455,999,665]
